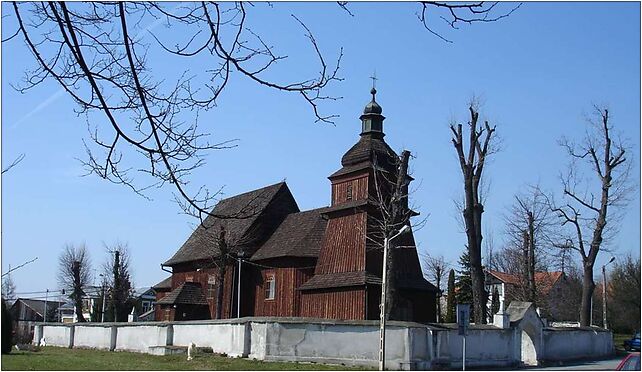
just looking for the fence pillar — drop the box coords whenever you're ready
[110,326,117,351]
[68,325,75,349]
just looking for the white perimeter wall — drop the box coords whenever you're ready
[74,325,113,350]
[542,329,613,361]
[172,322,248,357]
[33,319,614,369]
[115,325,171,353]
[434,328,516,368]
[39,325,73,348]
[251,321,431,370]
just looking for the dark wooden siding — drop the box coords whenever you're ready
[315,212,367,275]
[252,266,314,317]
[300,288,365,319]
[331,175,368,206]
[169,265,236,319]
[154,290,170,321]
[366,285,381,320]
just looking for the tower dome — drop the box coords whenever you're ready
[363,88,382,115]
[359,87,385,136]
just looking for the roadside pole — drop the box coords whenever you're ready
[457,304,470,371]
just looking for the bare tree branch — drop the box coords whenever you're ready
[1,153,26,174]
[417,2,521,43]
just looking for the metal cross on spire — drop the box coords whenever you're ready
[370,71,378,90]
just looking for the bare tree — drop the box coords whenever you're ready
[367,150,417,320]
[6,2,342,220]
[549,107,632,327]
[102,243,133,322]
[422,253,449,322]
[1,271,17,303]
[450,103,497,324]
[211,226,233,320]
[4,2,519,220]
[502,186,556,305]
[58,243,92,322]
[608,254,641,333]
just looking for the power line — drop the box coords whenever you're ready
[2,257,38,277]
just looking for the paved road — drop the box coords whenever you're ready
[526,356,623,371]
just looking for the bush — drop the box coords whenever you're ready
[2,299,13,354]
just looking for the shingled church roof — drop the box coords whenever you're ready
[298,271,382,290]
[340,134,397,167]
[163,182,297,266]
[156,282,208,306]
[152,276,172,291]
[251,208,328,261]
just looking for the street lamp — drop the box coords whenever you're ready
[602,257,615,329]
[99,274,106,322]
[379,225,411,371]
[237,251,245,318]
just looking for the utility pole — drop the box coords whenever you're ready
[112,250,120,322]
[378,225,410,371]
[44,289,49,323]
[237,251,245,318]
[602,257,615,329]
[378,236,389,372]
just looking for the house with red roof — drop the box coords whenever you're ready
[486,270,571,321]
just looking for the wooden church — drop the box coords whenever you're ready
[155,88,438,322]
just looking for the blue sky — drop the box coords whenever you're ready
[2,2,640,296]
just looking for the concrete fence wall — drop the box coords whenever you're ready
[33,318,614,370]
[250,320,432,369]
[542,328,614,362]
[115,324,172,353]
[432,328,516,368]
[172,321,249,357]
[74,325,114,350]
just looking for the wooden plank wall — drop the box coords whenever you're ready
[252,267,314,317]
[315,212,367,275]
[253,268,293,317]
[169,265,235,319]
[331,176,368,205]
[300,288,365,319]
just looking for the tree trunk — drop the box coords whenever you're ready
[469,239,487,324]
[215,267,226,319]
[72,261,86,322]
[522,230,529,297]
[112,251,120,322]
[527,212,536,305]
[580,262,595,326]
[463,199,487,324]
[436,269,443,322]
[384,150,411,321]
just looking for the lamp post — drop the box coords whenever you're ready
[379,225,410,371]
[237,251,245,318]
[99,274,106,322]
[602,257,615,329]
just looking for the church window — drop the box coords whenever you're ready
[207,275,216,299]
[265,274,276,300]
[346,183,353,201]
